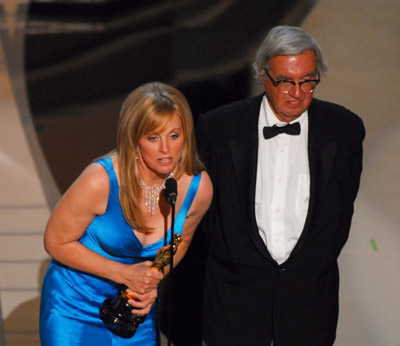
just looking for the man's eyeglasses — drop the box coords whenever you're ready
[264,69,320,94]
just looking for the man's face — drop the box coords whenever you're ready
[260,49,318,122]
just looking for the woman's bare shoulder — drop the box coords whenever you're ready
[76,162,109,190]
[62,161,111,215]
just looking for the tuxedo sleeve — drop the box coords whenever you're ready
[194,114,220,246]
[195,114,214,180]
[336,114,366,252]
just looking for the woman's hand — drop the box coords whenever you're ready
[125,287,159,315]
[123,261,164,294]
[122,263,163,315]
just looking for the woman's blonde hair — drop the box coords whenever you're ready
[117,81,204,231]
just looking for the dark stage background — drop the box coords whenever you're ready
[26,0,316,193]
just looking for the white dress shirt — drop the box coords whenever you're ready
[255,97,310,264]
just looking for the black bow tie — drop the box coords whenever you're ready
[263,122,301,139]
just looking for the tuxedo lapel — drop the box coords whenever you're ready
[289,101,337,259]
[228,95,272,260]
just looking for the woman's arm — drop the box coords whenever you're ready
[44,163,163,300]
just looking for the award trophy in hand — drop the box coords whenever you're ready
[99,233,183,338]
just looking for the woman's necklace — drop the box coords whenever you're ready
[139,172,174,215]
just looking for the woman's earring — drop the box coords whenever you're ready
[136,147,139,160]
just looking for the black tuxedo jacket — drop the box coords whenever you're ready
[195,94,365,346]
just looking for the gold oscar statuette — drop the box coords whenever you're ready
[99,234,182,338]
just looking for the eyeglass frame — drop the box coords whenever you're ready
[263,69,320,94]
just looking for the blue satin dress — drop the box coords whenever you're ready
[40,158,201,345]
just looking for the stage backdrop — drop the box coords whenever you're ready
[0,1,399,345]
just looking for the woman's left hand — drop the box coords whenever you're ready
[125,287,158,315]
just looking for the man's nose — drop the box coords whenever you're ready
[289,83,303,98]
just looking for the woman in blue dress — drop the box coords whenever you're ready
[40,82,213,345]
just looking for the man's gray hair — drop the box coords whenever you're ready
[253,26,328,78]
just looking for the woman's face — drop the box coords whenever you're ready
[137,113,184,182]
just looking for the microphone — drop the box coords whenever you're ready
[163,176,177,346]
[164,177,177,205]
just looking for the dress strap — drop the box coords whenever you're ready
[172,173,202,235]
[95,157,119,204]
[95,157,112,174]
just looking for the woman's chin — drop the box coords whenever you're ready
[155,166,174,177]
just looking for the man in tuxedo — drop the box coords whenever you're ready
[195,26,365,346]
